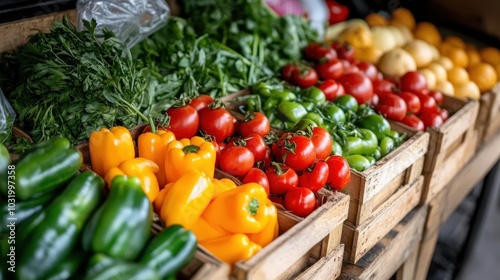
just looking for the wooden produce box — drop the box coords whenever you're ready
[340,206,428,280]
[231,189,349,280]
[475,83,500,148]
[417,95,479,203]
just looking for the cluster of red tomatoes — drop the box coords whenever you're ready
[154,94,351,217]
[372,71,448,130]
[281,42,448,131]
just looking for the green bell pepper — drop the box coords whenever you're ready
[88,263,159,280]
[270,89,296,101]
[0,190,55,233]
[320,104,346,123]
[0,137,82,200]
[365,156,376,166]
[17,172,104,280]
[140,225,197,279]
[343,128,378,156]
[263,98,280,111]
[355,114,391,141]
[293,119,318,131]
[85,253,123,280]
[245,95,261,113]
[380,136,396,157]
[331,140,343,156]
[301,87,326,105]
[278,101,308,123]
[334,95,359,112]
[82,175,152,261]
[0,144,8,188]
[303,112,324,126]
[301,101,316,111]
[44,250,87,280]
[252,82,273,98]
[371,147,382,161]
[345,155,372,172]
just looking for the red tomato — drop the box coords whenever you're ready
[281,135,317,171]
[401,115,425,131]
[338,72,374,104]
[266,163,299,195]
[298,161,329,192]
[326,0,349,25]
[419,112,444,129]
[399,92,421,115]
[340,59,359,74]
[304,42,337,62]
[198,105,236,142]
[371,93,379,106]
[414,92,438,114]
[316,58,343,80]
[310,127,333,160]
[259,146,273,169]
[220,146,255,177]
[400,71,428,94]
[375,93,408,121]
[317,80,345,101]
[166,104,199,139]
[437,107,449,121]
[271,132,293,162]
[291,67,319,88]
[189,94,214,111]
[284,187,317,217]
[242,168,270,196]
[281,64,299,83]
[428,90,444,106]
[227,134,267,163]
[372,79,396,95]
[238,112,270,138]
[332,42,354,61]
[325,155,351,191]
[355,61,379,81]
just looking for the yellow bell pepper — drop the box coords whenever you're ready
[200,234,262,266]
[202,183,271,234]
[89,126,135,177]
[104,158,160,202]
[138,130,176,188]
[165,136,216,183]
[190,216,229,242]
[247,201,279,247]
[212,178,237,200]
[160,169,215,229]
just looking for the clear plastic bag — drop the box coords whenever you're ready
[0,88,16,145]
[77,0,170,48]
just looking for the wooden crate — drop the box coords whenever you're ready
[475,83,500,148]
[340,206,428,280]
[231,190,349,280]
[342,175,424,263]
[345,123,428,227]
[418,95,479,203]
[294,244,344,280]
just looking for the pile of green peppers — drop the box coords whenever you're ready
[248,82,405,172]
[0,139,197,280]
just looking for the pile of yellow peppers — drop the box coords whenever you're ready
[89,126,279,266]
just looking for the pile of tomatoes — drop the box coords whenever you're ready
[281,42,449,132]
[154,95,351,218]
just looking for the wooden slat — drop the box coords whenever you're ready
[342,176,424,263]
[179,251,230,280]
[395,243,419,280]
[340,206,427,280]
[295,245,344,280]
[0,10,77,53]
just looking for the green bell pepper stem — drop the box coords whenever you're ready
[270,89,296,101]
[345,155,372,172]
[82,175,153,261]
[278,101,308,123]
[355,114,391,141]
[1,137,82,200]
[17,172,104,280]
[380,136,396,157]
[140,225,197,279]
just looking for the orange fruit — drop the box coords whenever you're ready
[468,63,498,92]
[391,8,416,30]
[436,81,455,96]
[447,66,470,85]
[419,69,437,89]
[479,47,500,65]
[414,22,441,46]
[444,36,465,49]
[466,50,482,67]
[437,57,454,70]
[427,62,448,83]
[444,47,469,68]
[366,13,389,27]
[454,81,480,100]
[354,46,383,64]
